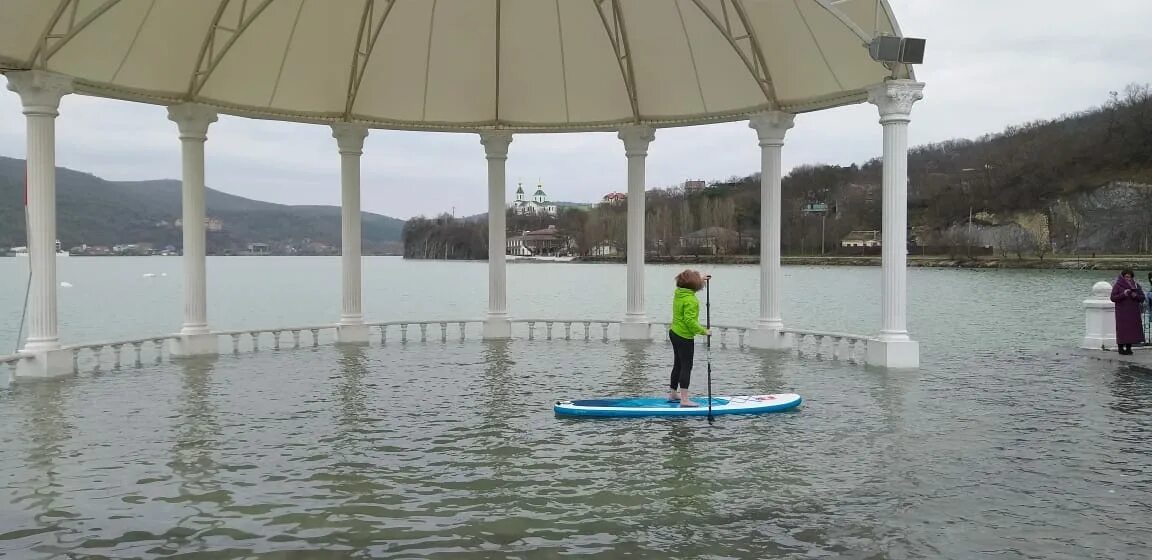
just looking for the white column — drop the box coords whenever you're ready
[1081,281,1117,350]
[480,131,513,339]
[8,71,74,379]
[332,124,370,344]
[167,104,219,357]
[618,126,655,341]
[866,80,924,369]
[747,112,795,350]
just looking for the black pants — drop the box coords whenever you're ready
[1119,343,1133,355]
[669,330,695,390]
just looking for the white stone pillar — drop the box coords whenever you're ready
[480,131,513,339]
[332,124,370,344]
[865,80,924,368]
[618,126,655,340]
[747,112,795,350]
[8,71,73,379]
[1082,281,1117,350]
[167,104,219,357]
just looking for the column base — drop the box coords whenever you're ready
[620,321,651,341]
[748,327,793,350]
[482,317,512,340]
[1081,335,1116,350]
[866,338,920,369]
[336,324,370,345]
[170,333,220,357]
[14,348,74,380]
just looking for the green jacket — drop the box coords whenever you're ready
[670,287,708,339]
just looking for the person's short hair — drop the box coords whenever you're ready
[1122,268,1135,278]
[675,269,704,291]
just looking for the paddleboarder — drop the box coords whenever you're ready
[669,269,711,407]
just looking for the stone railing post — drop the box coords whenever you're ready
[1082,281,1116,349]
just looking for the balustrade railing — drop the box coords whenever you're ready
[782,329,872,363]
[365,320,480,344]
[1,336,175,382]
[3,319,876,384]
[0,353,23,380]
[514,319,620,342]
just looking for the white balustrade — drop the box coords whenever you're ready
[776,328,874,363]
[3,319,877,384]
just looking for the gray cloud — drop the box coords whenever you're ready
[1,0,1150,219]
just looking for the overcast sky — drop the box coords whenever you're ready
[1,0,1149,220]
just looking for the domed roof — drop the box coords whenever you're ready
[0,0,914,132]
[534,189,546,197]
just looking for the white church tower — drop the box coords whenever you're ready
[510,182,557,217]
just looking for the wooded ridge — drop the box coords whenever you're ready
[405,84,1152,260]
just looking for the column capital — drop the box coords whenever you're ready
[331,123,369,155]
[748,111,795,146]
[479,130,514,159]
[867,80,925,122]
[618,125,655,156]
[6,71,73,116]
[167,103,218,141]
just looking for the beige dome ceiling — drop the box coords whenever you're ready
[0,0,914,132]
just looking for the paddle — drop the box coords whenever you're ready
[705,275,713,424]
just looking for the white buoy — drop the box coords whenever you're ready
[59,281,72,287]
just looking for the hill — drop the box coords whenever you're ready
[0,156,405,255]
[653,82,1152,256]
[406,83,1152,259]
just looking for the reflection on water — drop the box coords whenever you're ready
[0,340,1150,558]
[169,357,222,498]
[618,341,651,396]
[16,383,71,542]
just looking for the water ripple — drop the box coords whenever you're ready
[0,339,1150,559]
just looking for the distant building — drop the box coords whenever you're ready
[175,217,224,231]
[802,202,830,215]
[683,179,706,192]
[601,192,626,205]
[511,183,558,216]
[841,230,881,248]
[679,227,755,255]
[506,225,571,256]
[590,241,619,256]
[245,243,271,256]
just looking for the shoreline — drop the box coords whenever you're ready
[11,253,1148,270]
[570,255,1152,270]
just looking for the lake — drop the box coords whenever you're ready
[0,257,1149,559]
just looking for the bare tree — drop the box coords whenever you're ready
[994,225,1035,260]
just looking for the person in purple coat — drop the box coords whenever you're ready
[1110,268,1145,355]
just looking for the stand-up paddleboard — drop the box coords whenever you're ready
[554,393,802,418]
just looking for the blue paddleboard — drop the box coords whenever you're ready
[554,393,802,418]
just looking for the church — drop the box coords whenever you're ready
[511,183,558,216]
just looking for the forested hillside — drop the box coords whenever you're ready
[0,157,405,254]
[405,84,1152,258]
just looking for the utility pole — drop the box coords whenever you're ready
[821,212,827,255]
